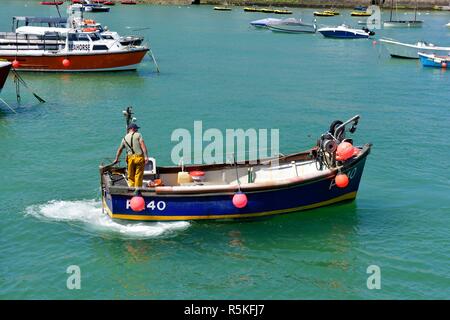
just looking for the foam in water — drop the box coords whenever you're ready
[26,199,190,239]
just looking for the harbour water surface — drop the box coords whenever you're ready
[1,1,449,299]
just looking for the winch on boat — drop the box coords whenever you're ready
[99,109,372,221]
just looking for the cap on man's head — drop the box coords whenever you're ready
[127,123,140,130]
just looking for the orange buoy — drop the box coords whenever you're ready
[12,60,20,68]
[336,142,355,161]
[62,58,71,68]
[232,192,248,208]
[442,62,447,68]
[335,173,349,188]
[130,195,145,211]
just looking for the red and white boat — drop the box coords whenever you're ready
[0,61,12,94]
[0,11,149,72]
[40,1,64,5]
[121,1,137,5]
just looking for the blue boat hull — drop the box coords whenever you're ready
[319,30,369,39]
[102,150,370,221]
[419,55,449,68]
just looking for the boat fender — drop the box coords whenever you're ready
[62,58,71,67]
[336,142,355,161]
[442,62,447,68]
[232,192,248,208]
[12,60,20,68]
[130,194,145,211]
[335,173,349,188]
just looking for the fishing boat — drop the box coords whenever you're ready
[250,18,282,28]
[418,53,450,68]
[318,24,375,39]
[0,61,12,94]
[384,0,423,28]
[267,18,317,34]
[0,13,148,72]
[100,110,371,221]
[379,39,450,59]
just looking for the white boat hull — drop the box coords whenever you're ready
[380,39,450,59]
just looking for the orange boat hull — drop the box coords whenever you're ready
[0,49,148,72]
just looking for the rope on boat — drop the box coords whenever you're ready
[147,49,160,73]
[11,69,46,103]
[0,98,17,114]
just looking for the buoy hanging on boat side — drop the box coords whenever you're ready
[62,59,71,68]
[442,62,447,68]
[130,195,145,212]
[12,60,20,68]
[336,142,355,161]
[232,192,248,208]
[335,173,349,188]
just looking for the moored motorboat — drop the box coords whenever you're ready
[214,6,232,11]
[318,24,375,39]
[100,112,371,221]
[379,39,450,59]
[418,52,450,68]
[351,11,372,17]
[274,9,293,15]
[267,18,317,34]
[121,0,137,4]
[314,10,336,17]
[250,18,282,28]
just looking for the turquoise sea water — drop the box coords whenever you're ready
[1,1,449,299]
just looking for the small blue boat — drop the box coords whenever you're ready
[100,112,371,221]
[318,24,375,39]
[418,52,450,68]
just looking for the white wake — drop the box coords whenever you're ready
[26,199,190,239]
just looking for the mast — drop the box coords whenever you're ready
[389,0,393,22]
[414,0,417,22]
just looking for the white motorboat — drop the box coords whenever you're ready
[250,18,282,28]
[267,18,317,34]
[379,38,450,59]
[318,24,375,39]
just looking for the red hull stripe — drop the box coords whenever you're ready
[0,49,148,71]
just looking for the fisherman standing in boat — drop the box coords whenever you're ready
[113,123,149,188]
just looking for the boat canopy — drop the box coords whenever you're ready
[15,26,70,36]
[12,16,68,31]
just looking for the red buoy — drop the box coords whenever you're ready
[130,195,145,212]
[232,192,248,208]
[442,62,447,69]
[62,58,71,68]
[336,142,355,161]
[12,60,20,68]
[335,174,349,188]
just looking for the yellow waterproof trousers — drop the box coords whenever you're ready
[126,154,145,187]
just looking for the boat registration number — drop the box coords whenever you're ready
[126,200,166,211]
[69,44,90,51]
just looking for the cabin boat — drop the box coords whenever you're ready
[318,24,375,39]
[379,39,450,59]
[0,61,12,94]
[100,111,371,221]
[267,18,317,34]
[214,6,232,11]
[418,53,450,68]
[0,7,148,72]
